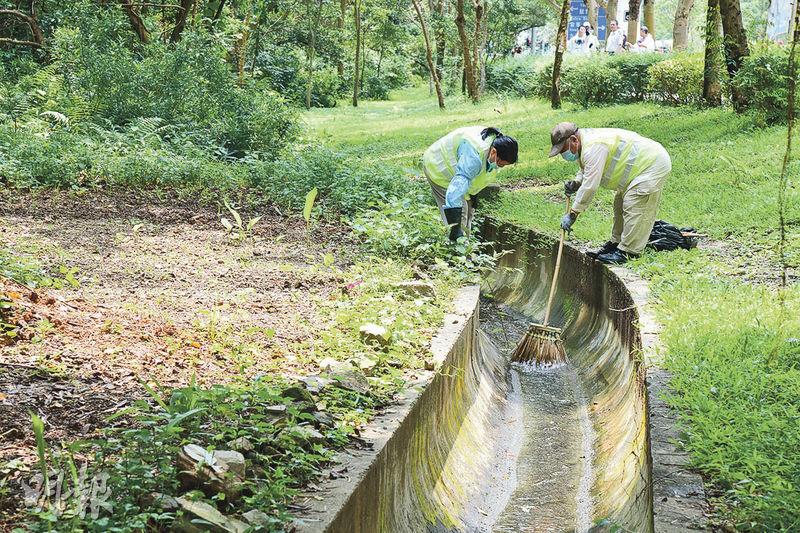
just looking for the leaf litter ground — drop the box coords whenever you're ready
[0,189,357,518]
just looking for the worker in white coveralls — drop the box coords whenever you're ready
[423,127,519,241]
[549,122,671,264]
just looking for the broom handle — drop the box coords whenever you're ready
[543,195,570,327]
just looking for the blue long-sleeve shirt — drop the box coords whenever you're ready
[445,140,484,208]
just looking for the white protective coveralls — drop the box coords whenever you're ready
[570,128,671,255]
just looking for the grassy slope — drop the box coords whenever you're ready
[308,87,800,530]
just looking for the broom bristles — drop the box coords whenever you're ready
[511,324,567,366]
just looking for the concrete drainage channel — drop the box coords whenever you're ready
[296,220,706,533]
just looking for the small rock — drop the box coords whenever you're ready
[312,411,335,428]
[357,354,379,375]
[359,323,391,346]
[424,359,435,371]
[242,509,271,526]
[387,359,403,368]
[281,386,314,404]
[392,280,436,298]
[212,450,246,478]
[173,497,249,533]
[292,425,326,444]
[299,375,333,393]
[226,437,254,453]
[318,358,370,394]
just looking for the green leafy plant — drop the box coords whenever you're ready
[220,200,262,242]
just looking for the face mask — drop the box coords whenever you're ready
[561,149,579,162]
[488,154,498,172]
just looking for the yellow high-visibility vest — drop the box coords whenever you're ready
[581,128,663,191]
[423,126,497,198]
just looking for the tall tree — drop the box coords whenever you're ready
[777,5,798,291]
[352,0,362,107]
[471,0,485,100]
[673,0,694,50]
[411,0,446,108]
[455,0,479,101]
[717,0,749,109]
[338,0,347,76]
[551,0,570,109]
[121,0,151,43]
[702,0,723,104]
[585,0,598,31]
[643,0,654,35]
[305,0,325,109]
[170,0,196,42]
[627,0,640,43]
[606,0,618,26]
[433,0,446,83]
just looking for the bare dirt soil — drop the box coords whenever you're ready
[0,190,355,502]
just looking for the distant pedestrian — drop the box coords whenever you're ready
[568,26,589,54]
[605,19,625,54]
[636,26,655,52]
[423,127,519,241]
[549,122,671,264]
[582,22,600,53]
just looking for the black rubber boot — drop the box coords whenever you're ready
[587,241,619,259]
[597,249,638,265]
[443,207,464,242]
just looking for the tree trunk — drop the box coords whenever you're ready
[479,5,488,94]
[170,0,195,43]
[778,5,799,290]
[627,0,640,43]
[607,0,618,24]
[305,0,323,110]
[585,0,598,31]
[471,0,484,101]
[455,0,478,101]
[702,0,723,104]
[673,0,694,50]
[434,0,446,83]
[643,0,655,35]
[552,0,571,109]
[337,0,346,76]
[120,0,150,43]
[352,0,362,107]
[412,0,446,109]
[718,0,749,110]
[212,0,227,22]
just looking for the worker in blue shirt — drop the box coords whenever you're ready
[422,126,519,241]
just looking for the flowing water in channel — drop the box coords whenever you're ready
[479,300,596,533]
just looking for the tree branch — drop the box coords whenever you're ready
[0,36,43,48]
[0,8,44,45]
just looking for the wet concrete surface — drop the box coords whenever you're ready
[480,299,596,533]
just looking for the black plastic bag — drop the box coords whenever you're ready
[647,220,699,252]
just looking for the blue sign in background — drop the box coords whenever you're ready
[567,0,607,42]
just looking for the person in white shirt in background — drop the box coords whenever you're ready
[636,26,656,52]
[582,22,600,53]
[605,19,625,54]
[568,25,590,54]
[568,23,600,55]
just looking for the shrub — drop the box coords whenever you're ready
[561,58,625,107]
[50,18,300,157]
[486,58,538,97]
[648,53,704,106]
[732,42,796,125]
[608,52,665,101]
[251,146,414,215]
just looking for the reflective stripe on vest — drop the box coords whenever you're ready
[423,126,496,197]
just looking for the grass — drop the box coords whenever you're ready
[307,86,800,530]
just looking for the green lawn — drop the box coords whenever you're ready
[307,87,800,531]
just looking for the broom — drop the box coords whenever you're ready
[511,195,570,366]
